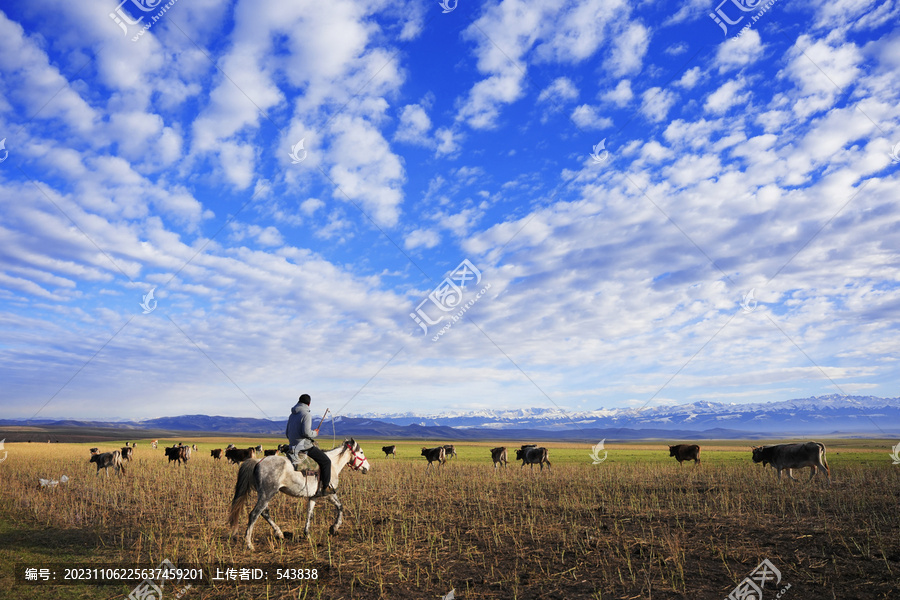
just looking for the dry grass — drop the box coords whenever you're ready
[1,439,898,599]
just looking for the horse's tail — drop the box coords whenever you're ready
[818,442,829,476]
[227,459,260,532]
[113,450,125,475]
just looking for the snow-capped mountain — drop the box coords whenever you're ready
[345,395,900,435]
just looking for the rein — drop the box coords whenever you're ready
[344,442,367,470]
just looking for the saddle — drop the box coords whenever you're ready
[290,450,319,477]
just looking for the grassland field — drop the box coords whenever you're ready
[0,437,898,599]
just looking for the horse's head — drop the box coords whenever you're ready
[344,438,370,474]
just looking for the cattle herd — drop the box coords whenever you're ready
[83,440,832,482]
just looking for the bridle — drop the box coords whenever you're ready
[345,441,367,470]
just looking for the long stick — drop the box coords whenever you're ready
[316,408,330,431]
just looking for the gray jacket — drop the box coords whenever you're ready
[285,402,318,451]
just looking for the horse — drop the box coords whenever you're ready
[227,438,370,550]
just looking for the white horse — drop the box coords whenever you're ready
[228,438,370,550]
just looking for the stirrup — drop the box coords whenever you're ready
[312,484,335,498]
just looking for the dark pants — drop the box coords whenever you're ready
[306,445,331,490]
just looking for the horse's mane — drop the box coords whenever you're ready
[327,438,356,456]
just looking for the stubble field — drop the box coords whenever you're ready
[0,438,898,599]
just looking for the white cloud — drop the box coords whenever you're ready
[0,13,98,133]
[779,35,862,118]
[603,80,633,106]
[327,115,405,228]
[301,198,325,215]
[676,67,702,89]
[714,29,765,73]
[571,104,613,129]
[394,104,432,145]
[218,141,257,189]
[435,128,463,157]
[605,21,650,76]
[456,72,524,130]
[404,228,441,250]
[640,87,677,123]
[704,79,750,114]
[537,77,579,104]
[457,0,642,129]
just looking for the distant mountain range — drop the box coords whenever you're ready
[3,395,898,441]
[346,394,900,437]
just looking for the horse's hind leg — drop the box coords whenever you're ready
[327,495,343,536]
[260,507,284,541]
[244,489,276,551]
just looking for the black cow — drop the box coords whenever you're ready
[490,447,508,468]
[211,449,223,460]
[752,442,830,482]
[225,447,256,464]
[277,444,291,454]
[515,446,551,471]
[382,445,397,458]
[89,449,125,477]
[442,444,457,458]
[120,446,134,461]
[165,444,191,465]
[669,444,701,466]
[263,449,277,456]
[421,446,446,468]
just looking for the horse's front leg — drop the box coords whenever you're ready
[304,499,317,537]
[327,494,343,536]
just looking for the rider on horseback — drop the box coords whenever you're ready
[285,393,334,497]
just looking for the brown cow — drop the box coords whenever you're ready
[752,442,830,482]
[225,447,256,464]
[669,444,701,466]
[490,447,508,468]
[421,446,446,468]
[89,449,125,477]
[165,444,191,465]
[515,446,551,471]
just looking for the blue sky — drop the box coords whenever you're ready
[0,0,898,422]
